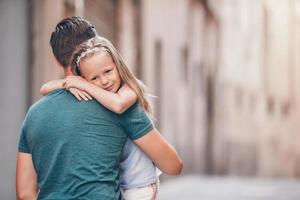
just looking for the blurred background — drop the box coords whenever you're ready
[1,0,300,199]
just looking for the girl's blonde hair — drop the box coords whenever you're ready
[71,36,153,114]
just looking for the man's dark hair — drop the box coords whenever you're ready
[50,16,97,68]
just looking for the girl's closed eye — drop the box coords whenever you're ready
[91,76,98,81]
[105,69,112,74]
[104,68,113,74]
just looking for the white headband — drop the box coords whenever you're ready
[75,47,103,67]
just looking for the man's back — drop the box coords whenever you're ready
[19,90,126,199]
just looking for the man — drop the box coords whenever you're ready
[16,17,182,200]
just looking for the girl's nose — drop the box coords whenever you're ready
[100,77,109,86]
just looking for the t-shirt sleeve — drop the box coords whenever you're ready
[119,103,154,140]
[18,124,31,153]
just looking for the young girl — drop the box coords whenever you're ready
[40,36,161,200]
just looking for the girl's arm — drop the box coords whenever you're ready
[40,79,65,95]
[40,79,92,101]
[64,76,137,114]
[94,84,137,114]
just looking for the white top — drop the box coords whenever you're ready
[119,139,161,189]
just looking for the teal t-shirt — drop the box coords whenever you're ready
[18,90,153,200]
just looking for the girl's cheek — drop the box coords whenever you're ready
[109,73,116,79]
[104,74,111,80]
[91,80,98,85]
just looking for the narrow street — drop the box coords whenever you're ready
[158,175,300,200]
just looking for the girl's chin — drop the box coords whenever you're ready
[106,85,115,92]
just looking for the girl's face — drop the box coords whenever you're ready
[79,52,122,93]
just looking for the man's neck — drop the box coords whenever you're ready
[63,67,73,77]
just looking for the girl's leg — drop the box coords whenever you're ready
[121,181,160,200]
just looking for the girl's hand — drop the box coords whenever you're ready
[63,75,90,91]
[68,87,93,101]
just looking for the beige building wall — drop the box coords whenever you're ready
[31,0,66,102]
[116,0,142,75]
[141,0,210,173]
[84,0,117,42]
[211,0,265,175]
[211,0,300,177]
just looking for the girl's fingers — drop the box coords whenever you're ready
[82,91,93,100]
[76,90,90,101]
[79,92,89,101]
[68,88,91,101]
[74,93,82,101]
[69,89,82,101]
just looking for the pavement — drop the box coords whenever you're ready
[158,175,300,200]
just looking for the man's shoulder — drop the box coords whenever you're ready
[28,90,65,111]
[27,89,118,119]
[120,103,150,120]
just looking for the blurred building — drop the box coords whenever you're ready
[1,0,300,198]
[114,0,300,178]
[211,0,300,177]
